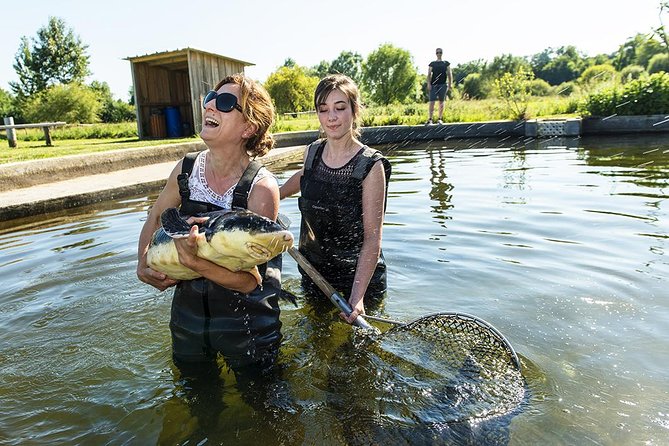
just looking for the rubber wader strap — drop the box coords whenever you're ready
[232,160,263,209]
[351,147,381,180]
[304,140,326,173]
[177,152,199,201]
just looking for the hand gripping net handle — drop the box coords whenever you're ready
[287,247,374,330]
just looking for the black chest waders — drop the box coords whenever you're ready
[170,153,282,369]
[298,140,391,301]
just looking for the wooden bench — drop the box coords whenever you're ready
[1,117,67,148]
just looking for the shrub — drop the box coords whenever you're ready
[461,73,489,99]
[100,99,136,123]
[554,81,580,96]
[528,78,552,96]
[579,64,617,85]
[582,72,669,116]
[23,83,101,123]
[647,53,669,74]
[619,65,647,84]
[494,67,535,120]
[403,104,419,115]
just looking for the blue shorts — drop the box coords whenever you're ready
[429,84,447,101]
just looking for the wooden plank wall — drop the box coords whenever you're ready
[133,51,247,138]
[188,50,246,134]
[134,63,193,138]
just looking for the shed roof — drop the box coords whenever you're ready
[124,47,254,69]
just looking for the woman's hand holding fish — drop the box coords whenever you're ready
[173,224,202,270]
[137,259,178,291]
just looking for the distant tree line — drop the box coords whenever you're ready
[3,5,669,125]
[1,17,135,124]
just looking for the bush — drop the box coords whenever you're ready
[100,99,136,123]
[579,64,617,85]
[554,81,580,96]
[528,78,552,96]
[461,73,489,99]
[23,83,101,123]
[494,68,535,120]
[582,72,669,116]
[619,65,647,84]
[647,53,669,74]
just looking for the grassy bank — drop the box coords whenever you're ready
[1,96,577,164]
[0,136,199,164]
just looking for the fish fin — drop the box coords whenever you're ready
[160,208,192,238]
[279,289,299,308]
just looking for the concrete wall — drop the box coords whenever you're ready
[4,116,668,193]
[582,115,669,135]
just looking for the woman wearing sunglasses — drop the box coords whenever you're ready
[136,74,285,377]
[280,74,391,325]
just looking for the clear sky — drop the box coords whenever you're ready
[0,0,663,100]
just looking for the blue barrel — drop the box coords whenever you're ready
[164,107,182,137]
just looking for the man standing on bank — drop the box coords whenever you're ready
[426,47,453,125]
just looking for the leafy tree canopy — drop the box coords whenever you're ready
[330,51,363,84]
[264,65,319,114]
[452,59,486,85]
[531,46,586,85]
[362,43,418,105]
[11,17,90,97]
[0,88,14,117]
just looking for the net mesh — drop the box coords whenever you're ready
[352,313,526,426]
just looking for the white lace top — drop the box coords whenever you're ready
[187,150,275,209]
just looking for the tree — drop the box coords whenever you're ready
[452,59,486,85]
[90,81,135,123]
[264,65,319,114]
[0,88,14,118]
[362,44,418,105]
[654,1,669,53]
[330,51,363,84]
[310,60,331,79]
[533,46,585,85]
[614,33,665,70]
[11,17,90,97]
[484,54,531,80]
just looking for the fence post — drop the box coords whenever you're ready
[42,126,53,146]
[3,117,17,148]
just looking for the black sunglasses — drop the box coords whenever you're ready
[203,91,243,113]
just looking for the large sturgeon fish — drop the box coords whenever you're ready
[147,208,294,281]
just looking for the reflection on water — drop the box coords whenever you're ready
[1,134,668,444]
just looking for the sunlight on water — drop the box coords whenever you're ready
[0,134,668,444]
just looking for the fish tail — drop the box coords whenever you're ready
[160,208,192,238]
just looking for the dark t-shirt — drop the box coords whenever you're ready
[429,60,450,85]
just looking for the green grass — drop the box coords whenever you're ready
[0,136,199,164]
[2,96,580,164]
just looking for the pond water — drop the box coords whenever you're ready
[1,134,668,445]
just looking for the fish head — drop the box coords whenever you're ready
[206,209,294,264]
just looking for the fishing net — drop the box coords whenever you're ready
[350,312,526,428]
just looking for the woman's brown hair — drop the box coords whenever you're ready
[215,73,275,157]
[314,74,362,138]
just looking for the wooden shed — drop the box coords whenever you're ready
[125,48,254,139]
